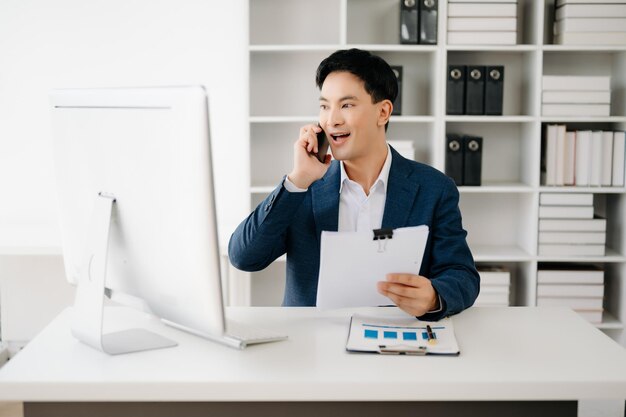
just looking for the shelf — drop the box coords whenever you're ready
[250,44,438,53]
[348,44,438,53]
[250,116,436,124]
[446,45,538,52]
[596,311,624,330]
[543,45,626,52]
[540,117,626,124]
[250,45,339,52]
[471,245,533,262]
[247,0,626,344]
[536,248,626,263]
[458,183,534,193]
[538,186,626,194]
[445,116,535,123]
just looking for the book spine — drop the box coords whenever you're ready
[538,232,606,244]
[542,104,610,117]
[540,192,592,206]
[447,31,516,45]
[538,244,605,256]
[447,17,517,31]
[542,76,611,91]
[613,131,625,186]
[556,4,626,19]
[448,3,517,17]
[537,270,604,284]
[538,218,606,232]
[538,205,594,219]
[537,284,604,298]
[541,91,611,104]
[575,131,592,186]
[589,131,603,187]
[601,131,614,187]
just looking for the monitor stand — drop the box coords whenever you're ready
[70,193,178,355]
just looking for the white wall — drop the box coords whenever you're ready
[0,0,249,341]
[0,0,250,249]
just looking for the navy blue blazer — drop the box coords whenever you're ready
[229,146,480,321]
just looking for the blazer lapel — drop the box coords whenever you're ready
[312,161,340,238]
[382,146,420,229]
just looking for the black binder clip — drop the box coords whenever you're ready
[373,228,394,253]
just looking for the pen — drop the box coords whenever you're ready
[426,325,437,344]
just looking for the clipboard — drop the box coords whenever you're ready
[316,225,429,308]
[345,314,460,356]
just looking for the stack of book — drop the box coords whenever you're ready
[543,125,626,187]
[542,75,611,117]
[538,193,606,257]
[537,265,604,324]
[475,266,510,307]
[553,0,626,46]
[447,0,517,45]
[387,140,415,160]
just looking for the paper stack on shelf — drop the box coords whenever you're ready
[553,0,626,45]
[447,0,518,45]
[537,265,604,324]
[543,125,625,187]
[387,140,415,161]
[538,193,606,257]
[542,76,611,117]
[475,266,510,307]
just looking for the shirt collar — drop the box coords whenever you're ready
[339,143,392,193]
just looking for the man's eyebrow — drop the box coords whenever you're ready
[319,95,359,102]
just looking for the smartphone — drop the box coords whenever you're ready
[315,124,330,163]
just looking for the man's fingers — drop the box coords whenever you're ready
[386,273,429,287]
[379,282,417,299]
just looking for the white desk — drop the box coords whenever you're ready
[1,306,625,417]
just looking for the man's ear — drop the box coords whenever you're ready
[377,99,393,127]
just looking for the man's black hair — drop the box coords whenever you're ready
[316,49,397,130]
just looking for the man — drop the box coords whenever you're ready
[229,48,479,321]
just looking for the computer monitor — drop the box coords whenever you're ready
[50,86,228,354]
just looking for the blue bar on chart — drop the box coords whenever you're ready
[383,331,398,339]
[402,332,417,341]
[364,329,378,339]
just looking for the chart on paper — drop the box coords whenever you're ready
[346,314,460,355]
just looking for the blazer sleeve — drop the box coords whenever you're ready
[419,177,480,321]
[228,177,307,272]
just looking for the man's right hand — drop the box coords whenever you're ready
[287,124,332,189]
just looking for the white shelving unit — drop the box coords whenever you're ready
[244,0,626,346]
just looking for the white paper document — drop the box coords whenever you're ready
[346,314,460,356]
[316,225,429,308]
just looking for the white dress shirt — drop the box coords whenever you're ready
[337,144,392,232]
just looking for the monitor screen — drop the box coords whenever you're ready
[50,86,225,353]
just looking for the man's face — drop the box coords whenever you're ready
[319,71,385,162]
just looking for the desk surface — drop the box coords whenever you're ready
[0,306,625,402]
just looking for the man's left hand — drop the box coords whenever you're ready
[377,273,438,317]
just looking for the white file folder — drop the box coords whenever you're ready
[316,225,429,308]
